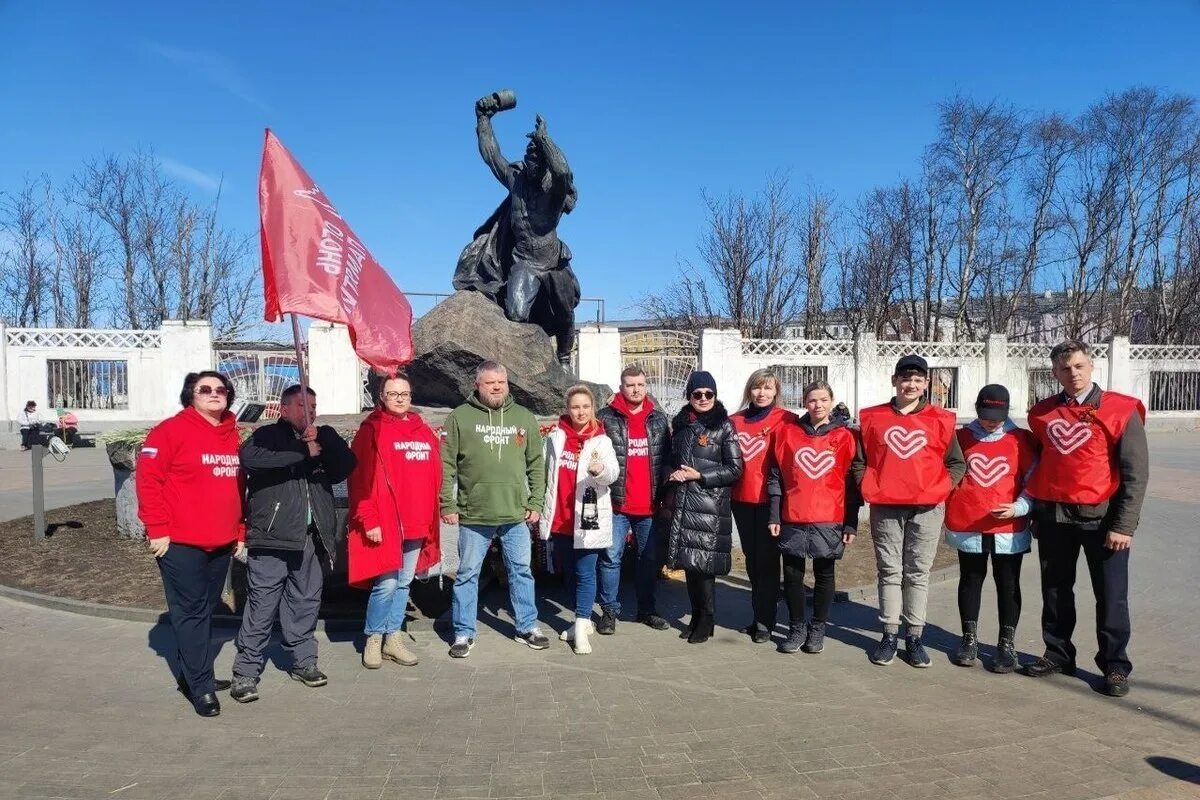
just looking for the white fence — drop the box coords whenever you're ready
[5,318,1200,429]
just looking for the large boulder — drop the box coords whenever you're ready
[408,290,611,415]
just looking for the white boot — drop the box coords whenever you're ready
[572,618,593,655]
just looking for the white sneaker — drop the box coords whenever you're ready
[573,619,593,655]
[449,636,474,658]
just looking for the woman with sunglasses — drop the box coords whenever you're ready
[730,368,797,643]
[348,372,442,669]
[658,371,744,643]
[137,370,245,717]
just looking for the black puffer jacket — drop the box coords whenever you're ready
[241,420,356,559]
[657,402,744,575]
[596,399,672,509]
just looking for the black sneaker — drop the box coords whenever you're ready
[905,635,931,668]
[779,623,804,654]
[516,628,550,650]
[870,633,898,665]
[636,613,670,631]
[449,636,475,658]
[952,621,979,667]
[801,622,826,654]
[1103,671,1130,697]
[596,611,617,636]
[751,624,771,644]
[230,677,259,704]
[1023,656,1077,678]
[289,665,328,687]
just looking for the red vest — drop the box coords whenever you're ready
[859,403,956,505]
[1026,390,1144,505]
[945,428,1037,534]
[771,421,856,524]
[731,406,796,504]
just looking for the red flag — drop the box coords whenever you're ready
[259,129,413,370]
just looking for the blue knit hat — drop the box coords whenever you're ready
[684,370,718,397]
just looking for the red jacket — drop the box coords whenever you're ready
[730,405,796,504]
[347,409,442,589]
[136,407,244,550]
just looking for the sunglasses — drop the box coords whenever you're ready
[195,385,229,396]
[690,390,715,400]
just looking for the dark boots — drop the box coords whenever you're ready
[993,625,1019,673]
[953,620,979,667]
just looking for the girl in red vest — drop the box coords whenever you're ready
[730,368,797,643]
[944,384,1037,673]
[348,373,442,670]
[767,381,861,655]
[137,370,245,718]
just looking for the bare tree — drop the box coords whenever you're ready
[0,177,50,326]
[799,188,836,336]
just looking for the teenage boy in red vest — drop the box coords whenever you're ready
[1023,341,1148,697]
[852,354,966,667]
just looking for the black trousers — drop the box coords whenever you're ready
[732,501,779,629]
[1038,522,1132,675]
[782,555,836,625]
[20,427,40,448]
[157,542,233,697]
[684,569,715,635]
[957,536,1024,630]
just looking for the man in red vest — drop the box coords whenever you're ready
[1024,340,1148,697]
[852,354,966,668]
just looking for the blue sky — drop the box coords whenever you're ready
[2,1,1199,321]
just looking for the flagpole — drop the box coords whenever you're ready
[290,313,313,429]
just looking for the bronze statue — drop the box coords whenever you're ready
[453,90,581,365]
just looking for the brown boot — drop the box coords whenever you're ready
[382,632,419,666]
[362,634,383,669]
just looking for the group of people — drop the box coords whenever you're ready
[17,400,78,449]
[137,339,1147,718]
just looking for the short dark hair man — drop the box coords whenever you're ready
[1022,341,1148,697]
[230,385,356,703]
[595,365,673,633]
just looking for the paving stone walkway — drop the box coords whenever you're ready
[0,435,1198,800]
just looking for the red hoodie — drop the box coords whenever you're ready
[609,392,654,516]
[136,406,244,550]
[347,408,443,589]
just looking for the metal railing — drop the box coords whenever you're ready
[47,358,130,410]
[1149,371,1200,412]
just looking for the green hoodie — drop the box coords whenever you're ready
[440,393,546,525]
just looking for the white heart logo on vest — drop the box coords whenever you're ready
[736,432,767,461]
[967,453,1010,488]
[795,447,836,480]
[1046,419,1092,455]
[883,426,927,459]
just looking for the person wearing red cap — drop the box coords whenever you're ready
[851,354,966,668]
[944,384,1037,673]
[1023,341,1148,698]
[137,370,245,718]
[730,368,797,643]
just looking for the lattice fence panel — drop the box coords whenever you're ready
[6,328,161,349]
[876,340,985,360]
[742,339,854,358]
[1130,344,1200,361]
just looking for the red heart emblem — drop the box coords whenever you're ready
[1046,419,1092,455]
[967,453,1011,488]
[883,426,927,460]
[794,446,836,479]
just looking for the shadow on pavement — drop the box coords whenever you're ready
[1146,756,1200,784]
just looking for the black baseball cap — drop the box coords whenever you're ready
[975,384,1011,421]
[893,354,928,376]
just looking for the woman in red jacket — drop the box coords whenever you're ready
[137,370,245,718]
[730,368,797,643]
[348,372,442,670]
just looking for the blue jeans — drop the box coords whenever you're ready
[599,513,658,616]
[563,545,603,619]
[452,522,538,639]
[364,539,422,635]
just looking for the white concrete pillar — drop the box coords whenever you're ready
[1107,335,1131,394]
[307,322,362,415]
[159,320,214,418]
[576,325,622,391]
[0,321,9,425]
[699,329,744,406]
[853,332,880,415]
[985,333,1008,384]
